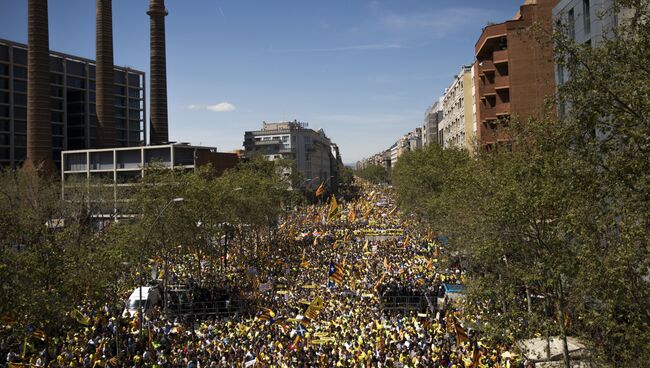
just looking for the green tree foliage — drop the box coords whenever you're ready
[354,164,390,184]
[392,2,650,365]
[0,169,132,339]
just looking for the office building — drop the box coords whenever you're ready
[0,39,146,169]
[61,143,238,215]
[243,121,338,191]
[439,65,475,151]
[474,0,558,147]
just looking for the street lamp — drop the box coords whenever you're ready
[139,197,184,341]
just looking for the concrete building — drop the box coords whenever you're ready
[0,39,146,169]
[61,144,238,215]
[474,0,558,147]
[422,99,443,147]
[243,121,338,191]
[439,65,475,151]
[552,1,646,94]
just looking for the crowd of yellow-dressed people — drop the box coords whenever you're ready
[2,182,530,368]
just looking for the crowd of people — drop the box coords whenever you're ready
[2,182,531,367]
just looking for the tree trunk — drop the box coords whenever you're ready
[525,283,533,315]
[558,280,571,368]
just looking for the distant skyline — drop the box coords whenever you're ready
[0,0,525,163]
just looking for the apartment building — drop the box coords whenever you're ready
[474,0,558,147]
[439,65,475,151]
[243,121,338,191]
[422,99,443,147]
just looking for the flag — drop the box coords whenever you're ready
[258,308,276,322]
[71,308,91,326]
[471,340,482,368]
[327,196,339,221]
[32,328,46,341]
[315,182,325,197]
[328,260,345,285]
[304,297,324,321]
[347,206,357,222]
[454,317,469,345]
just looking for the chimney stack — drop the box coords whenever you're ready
[25,0,54,171]
[148,0,169,145]
[95,0,117,148]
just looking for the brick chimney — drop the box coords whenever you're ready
[24,0,54,171]
[95,0,117,148]
[148,0,169,145]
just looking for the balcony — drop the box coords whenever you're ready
[478,60,495,75]
[481,106,496,121]
[476,23,507,56]
[493,50,508,64]
[495,102,511,116]
[480,83,495,99]
[494,75,510,90]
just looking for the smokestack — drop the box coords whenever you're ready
[148,0,169,145]
[95,0,116,148]
[25,0,54,171]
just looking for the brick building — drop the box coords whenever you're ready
[474,0,558,147]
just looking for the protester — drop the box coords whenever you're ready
[1,181,520,367]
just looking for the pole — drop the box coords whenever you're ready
[140,197,183,341]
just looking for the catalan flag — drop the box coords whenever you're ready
[327,196,340,221]
[258,308,276,322]
[347,206,357,222]
[328,260,345,285]
[304,297,324,321]
[315,182,325,197]
[453,317,469,345]
[32,328,46,341]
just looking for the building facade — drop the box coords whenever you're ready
[474,0,558,147]
[61,143,238,215]
[439,66,475,150]
[0,39,146,168]
[243,121,337,191]
[422,99,443,147]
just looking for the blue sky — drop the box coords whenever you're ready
[0,0,523,163]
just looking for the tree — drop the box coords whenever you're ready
[354,164,389,184]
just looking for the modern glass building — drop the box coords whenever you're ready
[0,38,146,169]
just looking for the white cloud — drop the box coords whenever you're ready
[207,102,237,112]
[187,102,237,112]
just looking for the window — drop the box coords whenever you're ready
[13,48,26,65]
[114,71,126,84]
[51,111,64,123]
[67,76,85,89]
[0,91,8,104]
[0,119,9,132]
[51,86,63,97]
[583,0,591,35]
[14,107,26,120]
[0,45,8,62]
[0,64,8,76]
[13,66,27,79]
[0,134,9,146]
[14,121,26,133]
[50,74,63,85]
[128,88,141,98]
[13,93,26,106]
[14,134,26,146]
[558,64,565,85]
[66,60,86,77]
[568,8,575,40]
[14,80,27,92]
[128,73,141,86]
[50,57,64,72]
